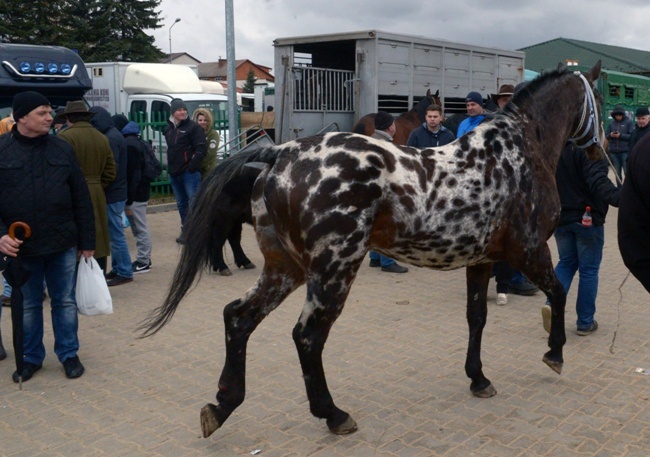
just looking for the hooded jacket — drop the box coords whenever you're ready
[191,108,220,179]
[121,121,151,204]
[90,106,128,203]
[407,123,455,148]
[605,110,635,154]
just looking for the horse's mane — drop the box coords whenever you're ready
[502,67,571,117]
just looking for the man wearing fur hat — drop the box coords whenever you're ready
[164,98,207,243]
[0,91,96,382]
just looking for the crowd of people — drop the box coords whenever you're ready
[0,80,649,381]
[0,92,218,381]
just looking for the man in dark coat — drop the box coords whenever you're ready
[90,107,133,286]
[0,91,95,382]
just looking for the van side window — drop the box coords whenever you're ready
[151,101,170,132]
[130,101,147,123]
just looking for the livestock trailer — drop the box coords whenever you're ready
[273,30,525,143]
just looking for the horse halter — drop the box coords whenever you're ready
[568,71,601,149]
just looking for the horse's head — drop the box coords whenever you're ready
[415,89,442,122]
[569,60,605,160]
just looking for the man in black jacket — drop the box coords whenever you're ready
[542,143,620,336]
[0,91,95,382]
[164,99,207,242]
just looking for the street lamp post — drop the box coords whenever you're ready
[168,18,181,64]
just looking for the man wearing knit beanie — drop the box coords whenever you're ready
[163,98,207,243]
[0,91,95,383]
[456,91,487,138]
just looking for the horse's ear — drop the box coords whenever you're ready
[426,88,431,97]
[434,89,440,97]
[557,62,566,72]
[586,60,602,82]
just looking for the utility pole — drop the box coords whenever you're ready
[168,18,181,64]
[225,0,238,152]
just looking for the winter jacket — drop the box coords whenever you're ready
[90,106,128,203]
[456,114,487,138]
[0,129,95,257]
[191,108,220,180]
[629,124,650,153]
[122,122,151,204]
[58,121,116,259]
[407,123,455,148]
[555,143,620,227]
[164,116,207,177]
[605,115,635,154]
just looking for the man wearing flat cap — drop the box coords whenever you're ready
[164,98,207,243]
[0,91,96,382]
[367,111,409,274]
[629,106,650,153]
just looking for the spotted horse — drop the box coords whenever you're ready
[140,61,604,438]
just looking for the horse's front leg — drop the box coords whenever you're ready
[210,228,230,274]
[465,264,497,398]
[293,273,360,435]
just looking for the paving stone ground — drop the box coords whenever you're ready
[1,206,650,456]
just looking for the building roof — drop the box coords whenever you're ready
[198,59,273,80]
[519,38,650,75]
[161,52,202,64]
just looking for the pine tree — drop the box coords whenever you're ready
[0,0,165,62]
[243,69,257,93]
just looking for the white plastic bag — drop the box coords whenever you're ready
[75,256,113,316]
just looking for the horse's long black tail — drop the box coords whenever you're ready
[137,146,280,337]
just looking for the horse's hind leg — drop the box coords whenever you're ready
[518,243,566,374]
[201,261,304,438]
[293,269,361,435]
[465,264,497,398]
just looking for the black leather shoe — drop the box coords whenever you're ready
[508,279,539,296]
[12,362,42,383]
[369,259,381,268]
[0,339,6,361]
[104,270,118,281]
[106,275,133,287]
[381,263,409,273]
[63,356,85,379]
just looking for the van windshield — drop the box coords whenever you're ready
[185,100,229,120]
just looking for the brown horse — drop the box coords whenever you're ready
[352,89,441,144]
[141,62,605,438]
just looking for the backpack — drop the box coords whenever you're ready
[139,138,163,181]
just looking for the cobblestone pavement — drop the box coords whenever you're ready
[1,207,650,457]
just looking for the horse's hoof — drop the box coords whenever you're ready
[543,355,563,374]
[200,403,222,438]
[219,268,233,276]
[472,383,497,398]
[239,262,256,270]
[327,415,358,435]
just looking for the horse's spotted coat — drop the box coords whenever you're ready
[257,121,527,274]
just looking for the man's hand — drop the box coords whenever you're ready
[0,234,22,257]
[80,250,94,259]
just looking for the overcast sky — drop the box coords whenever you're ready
[148,0,650,71]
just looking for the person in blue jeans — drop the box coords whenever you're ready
[542,143,620,336]
[164,99,207,243]
[605,105,635,188]
[0,91,96,382]
[90,107,133,286]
